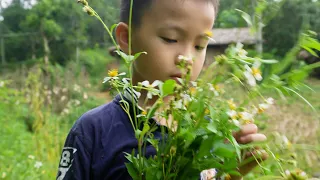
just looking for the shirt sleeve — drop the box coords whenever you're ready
[56,131,92,180]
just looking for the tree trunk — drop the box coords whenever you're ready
[42,32,50,64]
[1,38,5,65]
[31,38,37,59]
[256,15,264,57]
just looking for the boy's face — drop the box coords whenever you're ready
[130,0,216,83]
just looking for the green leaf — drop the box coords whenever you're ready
[236,9,252,27]
[260,59,278,64]
[125,163,139,180]
[301,46,319,57]
[115,50,132,64]
[197,136,214,158]
[207,122,217,134]
[124,152,134,163]
[284,87,316,112]
[181,129,197,149]
[228,170,242,176]
[115,50,147,64]
[133,52,148,62]
[213,141,236,158]
[160,79,176,97]
[141,123,150,135]
[135,129,142,139]
[147,138,159,151]
[110,23,118,34]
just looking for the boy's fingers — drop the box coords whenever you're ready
[238,133,267,144]
[244,148,268,160]
[231,149,268,179]
[233,124,258,138]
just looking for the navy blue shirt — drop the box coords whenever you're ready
[56,95,163,180]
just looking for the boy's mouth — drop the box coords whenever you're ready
[170,74,182,83]
[170,73,182,78]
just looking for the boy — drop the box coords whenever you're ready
[57,0,267,179]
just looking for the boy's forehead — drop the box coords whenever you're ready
[143,0,216,27]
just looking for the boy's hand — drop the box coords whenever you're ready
[231,124,268,180]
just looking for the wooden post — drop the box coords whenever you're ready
[76,45,80,63]
[256,14,263,57]
[1,38,5,65]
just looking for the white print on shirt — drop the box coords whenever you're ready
[57,147,77,180]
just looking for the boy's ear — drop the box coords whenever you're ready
[115,22,129,54]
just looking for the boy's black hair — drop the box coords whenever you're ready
[120,0,220,28]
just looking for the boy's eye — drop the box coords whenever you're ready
[195,45,205,51]
[161,37,178,43]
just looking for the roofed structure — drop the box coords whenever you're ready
[208,28,256,45]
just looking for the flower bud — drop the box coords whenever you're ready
[170,146,177,156]
[83,6,94,16]
[77,0,88,6]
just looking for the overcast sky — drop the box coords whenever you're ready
[0,0,37,9]
[0,0,13,8]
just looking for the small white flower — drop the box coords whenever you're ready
[181,93,192,102]
[244,70,256,87]
[137,110,148,118]
[53,87,60,95]
[282,135,292,148]
[0,81,4,87]
[173,99,186,110]
[227,99,237,110]
[175,77,184,84]
[141,80,161,99]
[178,55,192,62]
[60,96,67,102]
[73,84,81,93]
[83,93,88,100]
[244,61,263,87]
[266,97,274,105]
[200,168,217,180]
[208,83,219,96]
[190,81,197,87]
[238,49,248,58]
[74,100,81,106]
[259,103,270,110]
[227,110,237,120]
[285,170,291,176]
[1,172,6,178]
[34,161,43,169]
[239,111,254,124]
[62,108,70,115]
[235,42,248,58]
[45,90,52,95]
[28,155,35,160]
[300,171,307,177]
[103,69,126,83]
[235,42,244,51]
[232,119,240,127]
[62,88,68,93]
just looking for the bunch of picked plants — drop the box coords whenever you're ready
[77,0,320,179]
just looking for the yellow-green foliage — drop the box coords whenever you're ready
[0,62,105,179]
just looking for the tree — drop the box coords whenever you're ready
[264,0,320,57]
[21,0,63,63]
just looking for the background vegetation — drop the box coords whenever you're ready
[0,0,319,179]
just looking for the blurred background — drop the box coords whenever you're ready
[0,0,319,179]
